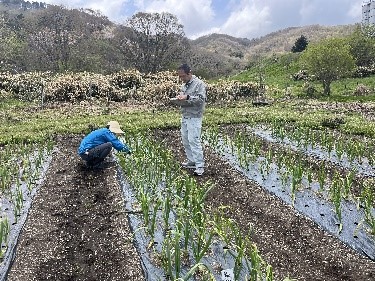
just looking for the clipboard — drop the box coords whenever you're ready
[169,98,188,106]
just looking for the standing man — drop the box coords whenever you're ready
[175,64,206,176]
[78,120,131,169]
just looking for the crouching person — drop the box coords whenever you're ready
[78,120,131,169]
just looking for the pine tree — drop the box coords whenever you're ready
[291,35,308,53]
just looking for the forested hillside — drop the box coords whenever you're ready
[0,1,360,78]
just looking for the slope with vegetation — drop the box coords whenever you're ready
[0,1,365,79]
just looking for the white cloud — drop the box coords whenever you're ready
[90,0,129,22]
[348,1,363,19]
[299,1,316,21]
[141,0,215,36]
[218,1,271,39]
[38,0,365,39]
[43,0,128,22]
[43,0,215,36]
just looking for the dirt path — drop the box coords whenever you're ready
[6,135,145,281]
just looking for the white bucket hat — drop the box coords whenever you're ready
[107,121,124,134]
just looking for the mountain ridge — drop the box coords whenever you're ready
[187,23,358,77]
[0,1,359,77]
[191,24,358,58]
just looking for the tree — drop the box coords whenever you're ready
[23,6,80,71]
[23,5,112,72]
[118,12,189,73]
[291,35,308,53]
[348,25,375,67]
[0,12,27,72]
[299,38,355,95]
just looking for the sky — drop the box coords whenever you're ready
[41,0,365,39]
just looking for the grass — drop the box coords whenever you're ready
[1,51,375,145]
[1,96,375,144]
[230,53,301,88]
[228,52,375,102]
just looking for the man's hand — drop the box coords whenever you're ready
[177,93,188,100]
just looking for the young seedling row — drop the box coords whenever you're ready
[0,140,53,276]
[117,132,275,280]
[202,123,374,261]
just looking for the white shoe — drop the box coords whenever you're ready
[181,160,195,169]
[194,167,204,176]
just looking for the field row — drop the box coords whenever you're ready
[1,121,374,279]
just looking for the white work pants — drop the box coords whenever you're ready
[180,117,204,168]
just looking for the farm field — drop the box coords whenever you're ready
[1,118,374,280]
[0,71,375,280]
[154,127,375,280]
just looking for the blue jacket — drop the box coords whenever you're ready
[78,128,130,155]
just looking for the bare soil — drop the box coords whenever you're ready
[5,129,375,281]
[6,135,144,281]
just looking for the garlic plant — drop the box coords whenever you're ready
[118,131,274,280]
